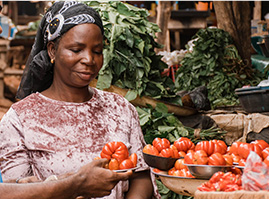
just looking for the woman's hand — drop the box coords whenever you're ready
[74,158,133,198]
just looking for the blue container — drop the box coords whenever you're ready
[0,170,3,183]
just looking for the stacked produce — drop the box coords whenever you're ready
[96,141,137,170]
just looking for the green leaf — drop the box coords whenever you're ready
[125,89,138,101]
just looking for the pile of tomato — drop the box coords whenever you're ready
[97,141,137,170]
[143,137,269,182]
[198,171,242,192]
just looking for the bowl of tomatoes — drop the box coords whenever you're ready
[142,152,178,171]
[184,164,233,179]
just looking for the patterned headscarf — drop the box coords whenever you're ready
[16,1,103,99]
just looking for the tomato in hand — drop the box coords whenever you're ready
[152,138,170,152]
[100,141,129,163]
[119,159,134,170]
[108,158,119,170]
[143,144,159,156]
[129,153,137,167]
[208,153,226,166]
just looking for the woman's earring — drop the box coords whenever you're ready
[51,59,54,64]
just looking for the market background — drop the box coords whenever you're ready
[1,1,269,199]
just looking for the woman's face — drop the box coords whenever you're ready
[48,23,103,89]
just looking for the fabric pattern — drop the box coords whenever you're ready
[0,88,160,199]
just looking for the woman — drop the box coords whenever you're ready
[0,1,158,199]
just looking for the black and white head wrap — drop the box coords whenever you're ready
[16,1,103,99]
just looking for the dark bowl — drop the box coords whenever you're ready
[184,164,233,179]
[142,152,178,170]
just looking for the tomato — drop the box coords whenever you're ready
[231,153,241,163]
[108,158,119,170]
[180,168,194,178]
[209,171,224,183]
[223,154,233,166]
[208,153,226,166]
[178,151,186,158]
[238,158,246,166]
[184,150,208,165]
[153,168,162,173]
[262,147,269,160]
[228,141,243,155]
[174,159,187,170]
[129,153,137,167]
[170,145,180,158]
[159,148,174,158]
[168,167,176,175]
[212,140,227,155]
[173,137,195,153]
[119,159,134,170]
[237,143,262,159]
[263,156,269,166]
[100,141,129,163]
[251,140,269,150]
[152,138,170,152]
[195,141,215,156]
[143,144,159,156]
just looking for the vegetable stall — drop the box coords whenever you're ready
[84,1,269,198]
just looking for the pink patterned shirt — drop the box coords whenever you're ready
[0,88,160,199]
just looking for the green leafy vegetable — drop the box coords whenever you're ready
[84,1,179,103]
[175,28,266,108]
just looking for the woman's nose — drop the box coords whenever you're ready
[81,52,95,66]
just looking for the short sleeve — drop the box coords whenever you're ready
[0,107,32,181]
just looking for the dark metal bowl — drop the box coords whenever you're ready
[143,152,178,170]
[184,164,233,179]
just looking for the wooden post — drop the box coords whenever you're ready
[253,1,262,20]
[156,1,171,52]
[213,1,252,69]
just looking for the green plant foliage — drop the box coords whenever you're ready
[175,28,266,108]
[84,1,179,103]
[137,103,226,145]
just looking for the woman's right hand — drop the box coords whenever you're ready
[75,158,133,198]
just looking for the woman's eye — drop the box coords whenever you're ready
[70,49,80,53]
[94,51,102,55]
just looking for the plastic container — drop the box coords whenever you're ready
[235,86,269,113]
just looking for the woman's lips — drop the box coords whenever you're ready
[76,72,92,81]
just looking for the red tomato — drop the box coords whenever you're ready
[251,140,269,150]
[174,159,187,170]
[262,147,269,160]
[195,141,215,156]
[168,167,176,175]
[238,158,246,166]
[119,159,134,170]
[178,151,186,158]
[129,153,137,167]
[100,141,129,163]
[231,153,241,163]
[143,144,159,156]
[208,153,226,166]
[223,154,233,166]
[159,148,174,158]
[152,138,170,152]
[228,142,243,155]
[212,140,227,155]
[237,143,262,159]
[108,158,119,170]
[264,156,269,166]
[173,137,195,153]
[184,150,208,165]
[170,145,180,158]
